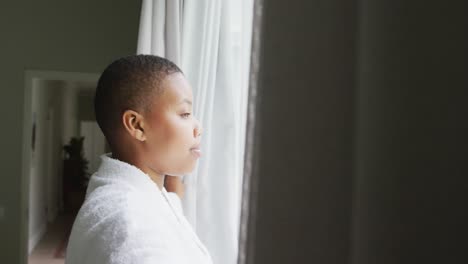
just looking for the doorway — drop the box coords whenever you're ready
[21,71,106,263]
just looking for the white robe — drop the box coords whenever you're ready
[65,154,213,264]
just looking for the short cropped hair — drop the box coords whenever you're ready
[94,54,182,145]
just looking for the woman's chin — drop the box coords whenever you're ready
[166,165,196,177]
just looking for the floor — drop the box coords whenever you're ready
[28,213,75,264]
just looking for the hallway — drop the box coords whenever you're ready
[28,213,75,264]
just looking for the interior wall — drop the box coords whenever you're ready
[77,88,105,174]
[28,79,50,253]
[0,1,141,263]
[78,91,96,122]
[80,121,106,175]
[52,83,67,213]
[62,82,79,146]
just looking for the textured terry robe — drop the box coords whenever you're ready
[65,154,213,264]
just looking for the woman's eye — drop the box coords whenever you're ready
[181,113,191,118]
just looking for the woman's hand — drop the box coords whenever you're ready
[164,175,185,200]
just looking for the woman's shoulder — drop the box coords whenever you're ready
[66,186,175,264]
[82,183,160,215]
[72,184,169,238]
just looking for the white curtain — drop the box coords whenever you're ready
[137,0,183,64]
[137,1,253,264]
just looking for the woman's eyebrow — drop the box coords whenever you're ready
[179,99,192,105]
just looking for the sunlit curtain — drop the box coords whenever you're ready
[137,1,253,263]
[137,0,183,64]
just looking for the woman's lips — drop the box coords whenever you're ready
[190,148,202,158]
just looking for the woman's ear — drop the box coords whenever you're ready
[122,110,146,141]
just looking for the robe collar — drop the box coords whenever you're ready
[87,153,164,196]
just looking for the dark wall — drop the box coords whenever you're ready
[0,1,141,263]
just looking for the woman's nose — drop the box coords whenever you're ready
[194,120,203,138]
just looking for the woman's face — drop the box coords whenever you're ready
[143,72,202,176]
